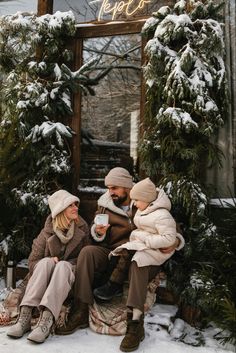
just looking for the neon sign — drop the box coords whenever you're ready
[90,0,152,21]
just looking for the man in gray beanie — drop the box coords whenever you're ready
[104,167,134,190]
[55,167,136,336]
[56,168,185,352]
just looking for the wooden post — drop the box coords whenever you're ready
[37,0,53,16]
[71,38,83,192]
[138,36,148,179]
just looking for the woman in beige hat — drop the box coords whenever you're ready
[7,189,90,344]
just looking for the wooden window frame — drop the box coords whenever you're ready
[71,21,147,188]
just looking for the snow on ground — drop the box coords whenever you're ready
[0,281,235,353]
[0,308,235,353]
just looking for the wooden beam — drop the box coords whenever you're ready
[71,38,83,192]
[75,19,148,38]
[37,0,53,16]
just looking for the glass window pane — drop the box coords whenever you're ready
[79,34,141,187]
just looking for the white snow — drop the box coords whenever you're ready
[154,14,192,38]
[16,100,30,109]
[36,11,75,31]
[0,238,10,255]
[141,16,160,33]
[157,5,171,16]
[209,198,236,208]
[19,192,33,205]
[0,296,235,353]
[174,0,186,12]
[0,277,235,353]
[26,121,73,142]
[78,185,107,194]
[54,64,62,80]
[157,107,198,131]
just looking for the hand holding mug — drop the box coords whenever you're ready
[94,214,110,236]
[95,224,110,236]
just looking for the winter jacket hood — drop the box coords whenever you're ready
[97,190,134,217]
[139,188,171,215]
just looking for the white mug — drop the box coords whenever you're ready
[94,214,109,226]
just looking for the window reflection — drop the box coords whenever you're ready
[79,34,141,187]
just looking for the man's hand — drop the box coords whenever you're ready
[95,224,110,237]
[160,238,180,254]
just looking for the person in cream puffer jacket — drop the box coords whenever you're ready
[111,178,179,267]
[56,170,184,353]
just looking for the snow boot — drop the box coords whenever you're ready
[93,280,123,301]
[55,301,89,335]
[7,305,32,338]
[120,312,145,352]
[27,309,53,343]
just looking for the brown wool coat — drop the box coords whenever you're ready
[90,191,136,250]
[28,215,90,274]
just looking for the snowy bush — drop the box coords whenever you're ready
[0,11,97,260]
[141,0,235,345]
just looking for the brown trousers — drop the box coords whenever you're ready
[74,245,160,312]
[110,249,134,284]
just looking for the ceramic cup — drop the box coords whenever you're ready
[94,214,109,226]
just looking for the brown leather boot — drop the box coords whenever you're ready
[55,301,89,335]
[120,312,145,352]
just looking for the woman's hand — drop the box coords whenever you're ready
[159,238,180,254]
[95,224,110,237]
[52,256,59,263]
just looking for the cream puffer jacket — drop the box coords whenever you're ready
[111,188,184,267]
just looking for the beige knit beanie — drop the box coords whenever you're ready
[130,178,157,203]
[104,167,133,189]
[48,190,80,218]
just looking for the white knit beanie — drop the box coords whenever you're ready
[48,190,80,218]
[130,178,157,203]
[104,167,133,189]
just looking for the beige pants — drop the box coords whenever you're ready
[20,257,75,320]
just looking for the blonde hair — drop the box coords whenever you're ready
[53,210,79,230]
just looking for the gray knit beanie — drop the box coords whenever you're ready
[48,190,80,218]
[130,178,157,203]
[104,167,133,189]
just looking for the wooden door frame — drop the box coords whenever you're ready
[37,0,53,16]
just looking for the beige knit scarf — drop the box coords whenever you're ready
[53,221,75,244]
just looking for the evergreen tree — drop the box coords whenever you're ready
[0,11,97,260]
[141,0,235,344]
